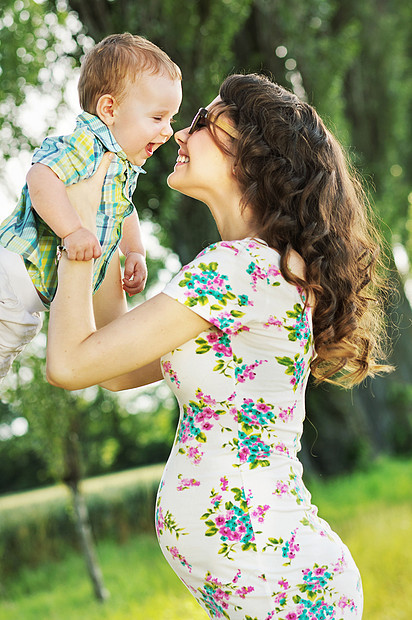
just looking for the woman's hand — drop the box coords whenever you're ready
[65,151,114,231]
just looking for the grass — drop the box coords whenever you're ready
[1,456,411,619]
[0,462,165,513]
[0,534,207,620]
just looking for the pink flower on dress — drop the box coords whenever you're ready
[220,477,228,491]
[273,481,289,496]
[338,596,356,611]
[256,401,271,413]
[267,264,281,278]
[183,289,198,299]
[278,404,296,422]
[333,554,347,573]
[177,476,201,491]
[187,445,204,464]
[167,546,192,573]
[220,241,240,254]
[155,506,165,536]
[236,585,254,599]
[162,360,180,387]
[264,315,283,329]
[251,504,271,523]
[232,569,241,584]
[275,442,289,455]
[239,446,251,463]
[196,389,217,406]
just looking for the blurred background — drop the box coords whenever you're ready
[0,1,411,618]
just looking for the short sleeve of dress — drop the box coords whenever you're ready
[32,128,99,185]
[162,240,258,335]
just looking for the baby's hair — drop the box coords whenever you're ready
[78,32,181,114]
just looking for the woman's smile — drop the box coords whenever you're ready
[175,152,190,166]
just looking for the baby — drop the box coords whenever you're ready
[0,33,182,380]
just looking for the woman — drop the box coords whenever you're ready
[48,73,389,619]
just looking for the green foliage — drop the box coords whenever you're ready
[0,0,79,159]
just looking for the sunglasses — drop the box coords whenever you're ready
[188,107,239,140]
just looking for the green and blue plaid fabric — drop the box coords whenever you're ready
[0,112,145,305]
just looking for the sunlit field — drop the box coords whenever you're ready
[1,457,411,619]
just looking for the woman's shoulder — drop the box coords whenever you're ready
[181,238,284,296]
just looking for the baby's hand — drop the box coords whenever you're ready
[123,252,148,295]
[64,227,102,261]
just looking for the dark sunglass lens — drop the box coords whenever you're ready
[189,115,199,134]
[189,109,208,134]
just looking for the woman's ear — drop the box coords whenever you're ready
[95,94,117,126]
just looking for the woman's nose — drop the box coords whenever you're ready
[174,127,189,145]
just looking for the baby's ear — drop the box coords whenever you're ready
[95,94,117,125]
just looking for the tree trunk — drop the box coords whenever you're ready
[67,480,109,603]
[64,430,109,602]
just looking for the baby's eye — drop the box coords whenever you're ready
[153,116,162,121]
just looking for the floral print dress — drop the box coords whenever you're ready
[158,239,363,620]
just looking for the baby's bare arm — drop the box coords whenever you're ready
[27,163,101,260]
[120,210,147,294]
[119,209,145,256]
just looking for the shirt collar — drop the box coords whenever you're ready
[76,111,146,174]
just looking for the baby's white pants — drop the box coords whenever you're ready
[0,246,44,380]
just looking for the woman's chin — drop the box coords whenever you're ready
[167,172,177,189]
[167,169,183,190]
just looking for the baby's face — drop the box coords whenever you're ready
[109,72,182,166]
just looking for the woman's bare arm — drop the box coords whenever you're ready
[91,248,164,391]
[47,277,208,390]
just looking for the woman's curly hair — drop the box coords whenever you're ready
[209,73,391,387]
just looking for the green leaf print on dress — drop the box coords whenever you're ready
[156,503,187,539]
[275,302,313,390]
[275,354,306,392]
[263,527,300,566]
[284,303,312,355]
